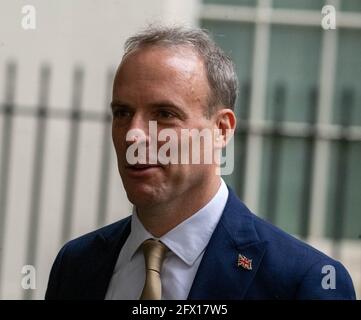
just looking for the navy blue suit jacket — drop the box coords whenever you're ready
[45,187,356,300]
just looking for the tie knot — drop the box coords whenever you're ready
[142,239,168,273]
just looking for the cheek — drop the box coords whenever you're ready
[112,127,126,154]
[111,130,119,150]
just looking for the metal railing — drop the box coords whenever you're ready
[0,62,114,299]
[0,62,360,298]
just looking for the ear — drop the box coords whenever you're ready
[213,108,236,148]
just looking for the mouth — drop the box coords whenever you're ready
[124,164,164,177]
[126,163,163,169]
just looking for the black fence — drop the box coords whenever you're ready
[0,62,114,299]
[236,80,358,240]
[0,62,359,298]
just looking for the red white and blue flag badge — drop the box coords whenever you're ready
[237,254,252,270]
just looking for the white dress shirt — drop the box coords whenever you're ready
[105,179,229,300]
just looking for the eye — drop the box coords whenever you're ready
[157,110,176,119]
[113,108,132,119]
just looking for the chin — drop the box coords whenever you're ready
[125,183,162,207]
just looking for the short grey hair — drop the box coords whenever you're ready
[123,25,238,115]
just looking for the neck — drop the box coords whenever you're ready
[136,176,222,237]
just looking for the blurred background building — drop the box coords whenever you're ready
[0,0,360,299]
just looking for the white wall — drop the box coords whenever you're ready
[0,0,199,299]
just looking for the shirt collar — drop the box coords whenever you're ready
[123,208,154,262]
[126,179,229,266]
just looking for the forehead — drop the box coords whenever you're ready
[113,46,209,101]
[119,45,204,78]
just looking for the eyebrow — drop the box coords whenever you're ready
[149,101,188,119]
[110,100,129,110]
[110,100,188,119]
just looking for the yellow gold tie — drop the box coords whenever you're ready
[140,239,168,300]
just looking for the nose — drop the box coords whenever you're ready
[125,114,150,147]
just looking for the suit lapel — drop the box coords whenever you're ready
[82,217,131,299]
[187,188,267,300]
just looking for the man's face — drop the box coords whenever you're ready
[111,46,218,208]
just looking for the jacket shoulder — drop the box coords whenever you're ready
[62,216,131,255]
[45,216,131,299]
[246,211,355,299]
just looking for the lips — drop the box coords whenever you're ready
[124,163,164,178]
[126,164,162,169]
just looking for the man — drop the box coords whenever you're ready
[45,26,355,300]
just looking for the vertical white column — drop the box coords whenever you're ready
[243,0,272,213]
[162,0,201,27]
[309,0,340,238]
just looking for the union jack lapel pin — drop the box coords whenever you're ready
[237,254,252,270]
